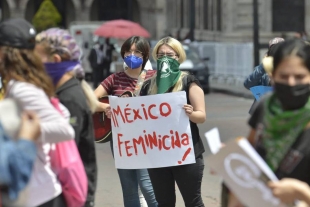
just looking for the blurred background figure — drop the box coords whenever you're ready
[88,37,115,88]
[243,37,284,114]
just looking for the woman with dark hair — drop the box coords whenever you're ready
[0,18,75,207]
[94,36,157,207]
[227,39,310,206]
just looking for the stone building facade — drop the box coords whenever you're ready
[167,0,310,44]
[2,0,310,43]
[1,0,167,39]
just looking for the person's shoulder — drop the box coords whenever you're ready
[10,80,43,94]
[114,72,126,78]
[182,74,202,88]
[251,93,271,116]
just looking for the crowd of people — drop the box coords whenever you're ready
[1,16,310,207]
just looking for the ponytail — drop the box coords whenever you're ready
[80,79,98,114]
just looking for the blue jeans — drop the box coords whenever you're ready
[110,141,158,207]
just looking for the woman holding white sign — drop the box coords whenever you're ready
[140,36,206,207]
[226,39,310,207]
[94,36,158,207]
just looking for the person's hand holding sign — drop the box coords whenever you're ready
[104,105,112,119]
[268,178,310,206]
[183,83,206,124]
[183,104,194,115]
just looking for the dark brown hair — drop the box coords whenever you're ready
[121,36,150,70]
[0,46,55,97]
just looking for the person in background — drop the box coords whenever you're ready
[243,37,284,114]
[88,37,115,88]
[140,36,206,207]
[88,36,105,88]
[227,39,310,207]
[102,38,115,77]
[0,111,40,201]
[94,36,157,207]
[0,18,75,207]
[35,28,98,207]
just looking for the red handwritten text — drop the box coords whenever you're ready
[111,102,172,127]
[117,130,190,157]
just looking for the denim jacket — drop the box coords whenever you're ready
[244,64,271,114]
[243,64,271,89]
[0,123,36,200]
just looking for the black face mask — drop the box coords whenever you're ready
[274,82,310,110]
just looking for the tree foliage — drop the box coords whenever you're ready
[32,0,62,32]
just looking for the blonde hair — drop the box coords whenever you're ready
[152,37,186,63]
[66,70,98,114]
[148,37,188,95]
[80,79,98,114]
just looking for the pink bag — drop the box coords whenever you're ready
[49,98,87,207]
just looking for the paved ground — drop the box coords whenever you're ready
[94,92,253,207]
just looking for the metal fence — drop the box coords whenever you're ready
[191,42,254,85]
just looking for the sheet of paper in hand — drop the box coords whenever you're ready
[205,127,221,154]
[250,86,273,101]
[109,91,195,169]
[206,137,289,207]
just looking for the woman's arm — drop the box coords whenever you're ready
[185,82,206,123]
[10,82,74,143]
[247,128,257,145]
[94,84,110,112]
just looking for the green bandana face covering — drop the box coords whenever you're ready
[156,56,181,94]
[262,94,310,171]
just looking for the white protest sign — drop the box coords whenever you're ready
[109,91,195,169]
[206,137,288,207]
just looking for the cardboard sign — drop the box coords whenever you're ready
[250,86,273,101]
[109,91,195,169]
[206,137,289,207]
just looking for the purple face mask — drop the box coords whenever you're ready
[44,61,79,85]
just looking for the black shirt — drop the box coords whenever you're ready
[249,97,310,185]
[56,78,98,205]
[140,75,205,158]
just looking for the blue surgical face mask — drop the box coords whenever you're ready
[124,55,143,69]
[44,61,79,85]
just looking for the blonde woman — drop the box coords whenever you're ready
[140,37,206,207]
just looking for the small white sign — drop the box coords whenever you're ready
[204,127,222,154]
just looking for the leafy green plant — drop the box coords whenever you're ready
[32,0,62,32]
